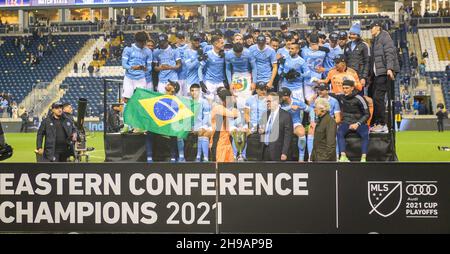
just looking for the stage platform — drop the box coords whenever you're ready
[104,132,397,162]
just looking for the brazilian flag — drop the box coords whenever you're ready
[124,88,199,138]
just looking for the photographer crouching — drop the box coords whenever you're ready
[35,102,77,162]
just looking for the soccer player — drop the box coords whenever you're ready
[338,31,348,49]
[233,33,243,44]
[319,54,362,95]
[270,37,280,52]
[183,33,202,88]
[189,84,212,162]
[336,80,370,162]
[145,38,156,91]
[153,33,181,94]
[279,87,315,162]
[277,32,296,88]
[121,31,153,104]
[243,33,254,49]
[249,34,278,91]
[245,82,268,133]
[175,31,190,96]
[278,42,309,101]
[301,33,328,102]
[324,31,343,76]
[198,35,226,102]
[225,42,257,109]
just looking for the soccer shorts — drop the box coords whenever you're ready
[123,76,146,98]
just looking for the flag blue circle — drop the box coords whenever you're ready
[154,98,179,121]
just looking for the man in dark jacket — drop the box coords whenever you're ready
[107,103,123,133]
[369,20,400,133]
[20,110,28,133]
[36,102,77,162]
[311,98,337,162]
[436,104,447,132]
[344,21,370,94]
[259,92,293,161]
[336,80,370,162]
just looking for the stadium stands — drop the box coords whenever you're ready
[0,34,90,104]
[418,28,450,72]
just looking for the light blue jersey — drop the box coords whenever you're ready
[183,47,201,86]
[276,47,290,75]
[249,45,277,83]
[176,44,189,80]
[225,49,257,84]
[122,44,153,80]
[245,94,267,129]
[193,97,211,130]
[301,47,327,87]
[281,98,314,125]
[279,55,309,92]
[199,50,225,83]
[153,46,181,83]
[324,44,343,73]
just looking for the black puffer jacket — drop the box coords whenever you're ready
[370,30,400,76]
[337,91,370,125]
[36,114,77,161]
[343,39,370,81]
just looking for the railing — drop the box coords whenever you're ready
[21,82,58,118]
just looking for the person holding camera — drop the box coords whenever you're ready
[36,102,77,162]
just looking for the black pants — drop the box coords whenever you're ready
[372,75,391,126]
[20,122,27,133]
[44,151,70,162]
[438,121,444,132]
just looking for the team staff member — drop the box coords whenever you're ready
[310,98,337,162]
[344,21,370,95]
[153,33,181,94]
[121,31,153,103]
[249,34,278,91]
[369,20,400,133]
[324,32,343,76]
[36,102,77,162]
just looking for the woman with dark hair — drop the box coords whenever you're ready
[210,88,239,162]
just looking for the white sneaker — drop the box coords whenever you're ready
[371,124,388,133]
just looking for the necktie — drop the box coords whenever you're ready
[265,112,274,145]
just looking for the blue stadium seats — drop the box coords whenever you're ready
[0,35,90,105]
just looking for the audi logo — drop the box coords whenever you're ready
[406,184,438,196]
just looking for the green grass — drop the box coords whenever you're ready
[0,131,449,162]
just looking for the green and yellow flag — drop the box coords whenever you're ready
[124,88,199,138]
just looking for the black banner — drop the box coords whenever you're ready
[0,163,449,233]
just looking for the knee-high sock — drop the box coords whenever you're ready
[307,135,314,159]
[200,137,209,160]
[231,138,237,157]
[145,133,153,160]
[196,137,202,159]
[298,136,306,161]
[177,138,185,159]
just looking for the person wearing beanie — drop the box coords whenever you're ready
[344,21,370,96]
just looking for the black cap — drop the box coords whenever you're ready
[191,33,201,41]
[338,31,348,40]
[334,54,346,64]
[370,20,383,29]
[309,33,319,44]
[318,31,326,40]
[280,22,288,29]
[329,32,339,42]
[284,32,293,40]
[342,79,355,87]
[255,82,267,90]
[317,83,329,91]
[168,80,180,94]
[158,33,168,43]
[256,34,266,43]
[243,32,252,40]
[278,87,292,97]
[253,28,261,33]
[306,30,313,38]
[51,102,63,108]
[176,31,185,39]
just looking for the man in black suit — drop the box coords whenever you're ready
[259,92,293,161]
